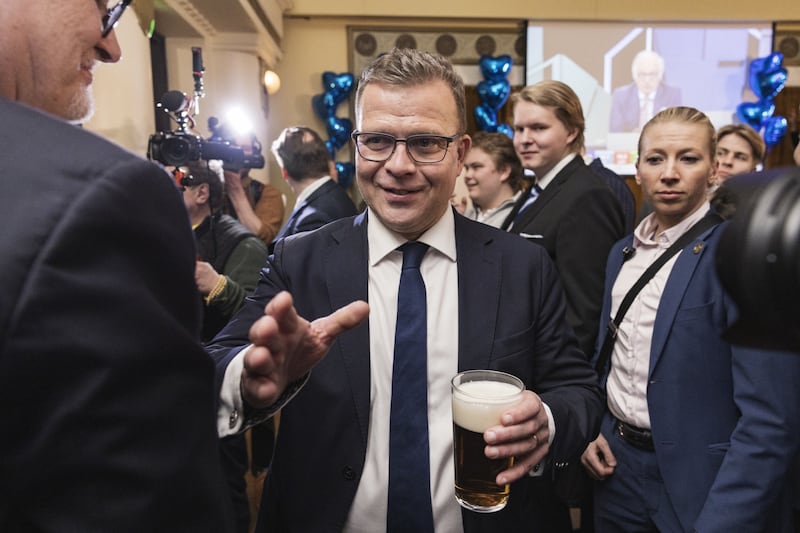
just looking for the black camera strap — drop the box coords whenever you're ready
[594,212,723,375]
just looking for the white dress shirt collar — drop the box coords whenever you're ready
[536,153,578,190]
[367,205,458,265]
[634,200,711,249]
[294,175,332,207]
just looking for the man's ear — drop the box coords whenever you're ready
[456,134,472,165]
[195,182,211,205]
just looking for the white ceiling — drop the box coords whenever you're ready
[152,0,260,38]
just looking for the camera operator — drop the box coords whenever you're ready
[180,160,268,533]
[180,161,267,342]
[222,132,285,246]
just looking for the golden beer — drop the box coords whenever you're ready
[451,371,524,512]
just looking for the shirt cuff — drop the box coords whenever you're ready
[217,347,247,437]
[217,345,310,438]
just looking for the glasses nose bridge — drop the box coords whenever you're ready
[386,137,416,164]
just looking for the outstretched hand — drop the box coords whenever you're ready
[241,291,369,409]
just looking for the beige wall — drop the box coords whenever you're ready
[84,14,154,157]
[288,0,800,22]
[84,0,800,204]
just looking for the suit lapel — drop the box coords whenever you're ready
[277,180,334,241]
[648,228,715,375]
[303,179,334,207]
[513,155,581,230]
[325,212,372,447]
[274,204,305,243]
[454,217,501,371]
[596,239,630,379]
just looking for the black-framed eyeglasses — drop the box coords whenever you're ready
[351,131,460,164]
[101,0,133,38]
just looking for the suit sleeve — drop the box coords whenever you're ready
[0,158,232,532]
[694,309,800,531]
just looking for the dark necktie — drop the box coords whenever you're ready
[514,182,543,222]
[387,241,434,533]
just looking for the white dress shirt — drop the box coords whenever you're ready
[217,206,555,531]
[606,202,710,429]
[344,206,463,532]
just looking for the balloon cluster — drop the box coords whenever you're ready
[311,71,355,188]
[736,53,788,150]
[474,55,514,138]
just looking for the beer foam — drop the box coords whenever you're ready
[452,380,522,433]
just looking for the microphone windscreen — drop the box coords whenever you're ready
[160,90,188,113]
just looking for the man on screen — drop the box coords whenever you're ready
[609,50,682,133]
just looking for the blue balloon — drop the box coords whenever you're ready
[495,123,514,138]
[321,71,355,107]
[334,162,354,189]
[474,103,498,132]
[477,79,511,110]
[763,115,788,149]
[311,94,333,120]
[755,68,788,101]
[325,140,337,159]
[736,100,775,130]
[479,55,513,81]
[748,53,785,99]
[326,115,352,151]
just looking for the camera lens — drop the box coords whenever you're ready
[162,137,193,166]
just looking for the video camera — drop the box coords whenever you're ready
[146,47,265,171]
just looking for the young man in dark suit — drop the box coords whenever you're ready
[503,80,626,361]
[209,47,602,532]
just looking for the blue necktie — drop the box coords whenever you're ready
[515,182,543,222]
[387,242,434,533]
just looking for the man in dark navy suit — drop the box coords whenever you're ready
[209,47,602,532]
[609,50,682,133]
[269,125,358,252]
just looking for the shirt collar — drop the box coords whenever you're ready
[537,153,577,190]
[634,201,711,249]
[367,205,457,266]
[294,175,332,207]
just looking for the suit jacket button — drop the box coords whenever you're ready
[342,466,356,481]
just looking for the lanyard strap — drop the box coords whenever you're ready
[594,213,723,374]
